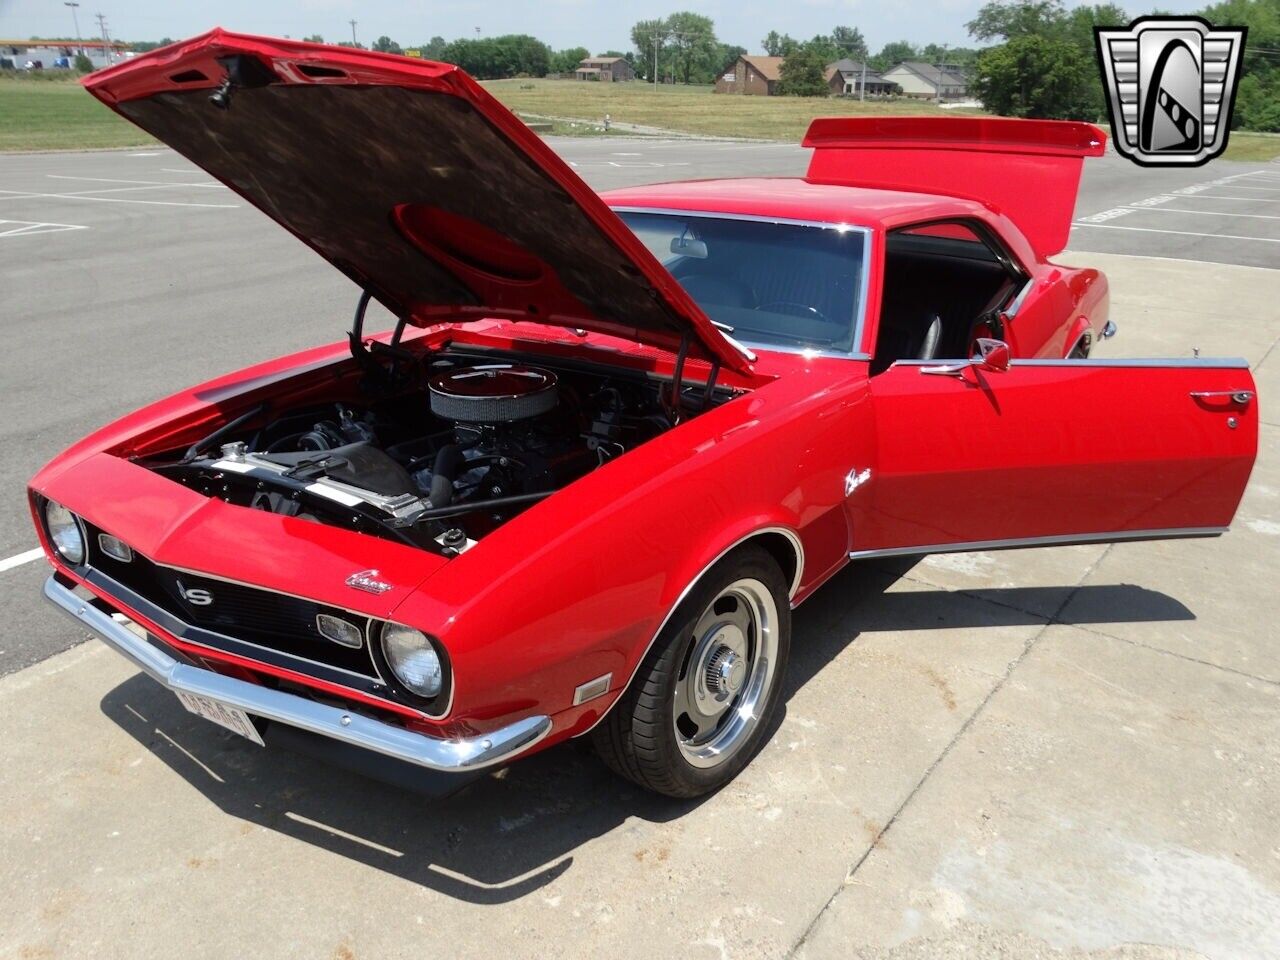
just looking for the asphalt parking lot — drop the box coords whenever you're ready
[1,138,1278,959]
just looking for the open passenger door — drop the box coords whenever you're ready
[849,353,1257,556]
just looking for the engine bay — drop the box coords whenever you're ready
[150,351,732,555]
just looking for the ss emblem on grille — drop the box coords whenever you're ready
[175,580,214,606]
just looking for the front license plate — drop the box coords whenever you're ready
[175,691,265,746]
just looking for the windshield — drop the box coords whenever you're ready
[617,211,868,355]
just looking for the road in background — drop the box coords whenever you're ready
[0,140,1277,675]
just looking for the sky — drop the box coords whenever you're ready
[0,0,1210,54]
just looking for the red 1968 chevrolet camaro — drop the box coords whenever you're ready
[33,32,1258,798]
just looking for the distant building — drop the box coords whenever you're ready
[0,38,128,70]
[714,55,785,95]
[880,61,968,99]
[824,59,899,97]
[575,56,635,82]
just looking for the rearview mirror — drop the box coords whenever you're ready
[669,236,708,259]
[973,338,1010,373]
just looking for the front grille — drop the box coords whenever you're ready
[83,522,380,680]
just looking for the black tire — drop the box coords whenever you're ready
[592,544,791,798]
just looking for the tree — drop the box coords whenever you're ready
[74,52,92,73]
[441,35,550,79]
[371,36,402,55]
[871,40,918,71]
[806,34,840,64]
[967,0,1069,41]
[778,42,829,96]
[631,18,668,80]
[665,11,718,84]
[972,34,1096,118]
[422,36,448,61]
[303,34,324,44]
[715,43,747,77]
[552,46,589,74]
[761,30,799,56]
[1200,0,1280,131]
[966,0,1127,122]
[830,25,868,60]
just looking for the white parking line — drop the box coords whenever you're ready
[0,548,44,573]
[0,189,238,209]
[1119,206,1280,220]
[0,219,89,238]
[0,184,226,203]
[1208,184,1280,192]
[1163,193,1279,202]
[1072,223,1280,243]
[46,174,222,189]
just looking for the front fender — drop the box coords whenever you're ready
[390,365,867,737]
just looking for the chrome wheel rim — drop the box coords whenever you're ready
[673,577,778,769]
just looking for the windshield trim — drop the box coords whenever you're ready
[610,206,874,361]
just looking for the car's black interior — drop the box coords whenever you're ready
[872,225,1024,374]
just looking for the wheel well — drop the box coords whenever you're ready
[749,530,801,599]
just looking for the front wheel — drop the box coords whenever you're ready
[592,545,790,798]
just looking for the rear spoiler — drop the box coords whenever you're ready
[803,117,1107,259]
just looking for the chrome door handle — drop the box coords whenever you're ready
[1190,390,1254,404]
[920,363,969,378]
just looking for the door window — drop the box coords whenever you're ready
[872,220,1025,374]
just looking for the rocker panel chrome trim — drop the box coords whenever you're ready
[847,526,1227,560]
[44,576,547,772]
[891,357,1250,369]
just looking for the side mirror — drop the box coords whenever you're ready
[973,338,1010,373]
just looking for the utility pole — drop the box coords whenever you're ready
[64,2,83,57]
[94,12,111,65]
[348,19,358,45]
[859,59,866,101]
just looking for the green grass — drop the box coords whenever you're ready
[5,71,1276,163]
[0,74,155,151]
[1223,132,1280,163]
[482,78,984,140]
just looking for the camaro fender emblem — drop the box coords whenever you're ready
[844,467,872,497]
[346,569,393,595]
[175,580,214,606]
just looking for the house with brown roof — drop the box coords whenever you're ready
[714,55,784,95]
[575,56,635,82]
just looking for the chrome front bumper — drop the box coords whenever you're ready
[44,575,551,773]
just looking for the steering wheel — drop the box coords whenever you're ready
[755,301,829,323]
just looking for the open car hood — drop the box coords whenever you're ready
[83,30,750,374]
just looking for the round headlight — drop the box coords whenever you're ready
[380,623,443,698]
[44,500,85,565]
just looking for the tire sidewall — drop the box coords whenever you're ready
[653,545,792,795]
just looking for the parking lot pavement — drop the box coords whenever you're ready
[1,242,1277,957]
[1,140,1278,958]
